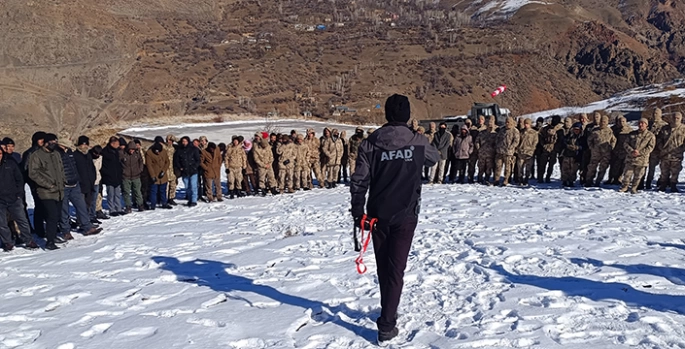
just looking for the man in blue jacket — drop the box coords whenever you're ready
[350,94,439,344]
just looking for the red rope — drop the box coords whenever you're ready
[355,215,377,274]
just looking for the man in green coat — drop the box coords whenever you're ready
[28,133,65,250]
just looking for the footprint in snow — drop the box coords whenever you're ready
[80,323,112,338]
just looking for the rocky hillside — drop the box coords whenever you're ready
[1,0,685,148]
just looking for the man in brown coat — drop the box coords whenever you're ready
[657,112,685,192]
[493,117,520,186]
[516,118,539,186]
[277,135,297,193]
[225,136,247,198]
[120,141,145,213]
[305,129,325,188]
[201,142,223,202]
[253,137,276,195]
[620,118,655,194]
[145,142,173,209]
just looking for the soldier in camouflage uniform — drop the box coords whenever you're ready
[224,136,247,198]
[253,137,276,195]
[657,112,685,192]
[580,112,602,183]
[468,115,486,183]
[277,134,297,193]
[621,118,655,194]
[348,127,364,176]
[560,123,583,187]
[493,117,520,186]
[293,134,310,191]
[305,129,324,189]
[322,128,344,188]
[537,115,563,183]
[516,118,538,186]
[585,115,616,187]
[165,134,178,205]
[645,108,668,189]
[477,118,498,184]
[608,116,633,185]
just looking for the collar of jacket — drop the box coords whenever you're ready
[384,122,411,128]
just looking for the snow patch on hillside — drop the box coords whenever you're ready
[521,80,685,120]
[474,0,549,17]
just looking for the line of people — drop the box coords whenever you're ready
[0,126,378,252]
[412,108,678,194]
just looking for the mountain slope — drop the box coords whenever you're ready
[1,0,684,148]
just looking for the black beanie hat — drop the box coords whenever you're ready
[44,133,58,143]
[385,94,411,123]
[151,142,163,153]
[32,131,47,146]
[2,137,15,146]
[118,137,127,145]
[154,136,165,144]
[77,135,89,146]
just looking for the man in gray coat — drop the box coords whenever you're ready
[451,125,473,183]
[429,122,451,184]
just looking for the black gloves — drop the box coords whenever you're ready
[158,171,165,179]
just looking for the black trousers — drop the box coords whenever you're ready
[42,199,63,244]
[0,198,33,246]
[372,217,417,332]
[30,186,46,237]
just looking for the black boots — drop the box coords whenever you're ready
[378,327,399,344]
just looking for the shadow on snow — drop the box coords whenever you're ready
[489,263,685,315]
[151,256,377,342]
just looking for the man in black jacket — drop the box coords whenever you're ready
[56,142,102,238]
[101,136,124,216]
[74,136,98,223]
[21,132,47,237]
[0,147,38,251]
[350,94,440,344]
[174,136,201,206]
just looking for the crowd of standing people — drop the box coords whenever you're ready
[414,108,678,195]
[0,106,680,252]
[0,127,374,252]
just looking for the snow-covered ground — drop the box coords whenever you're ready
[4,162,685,348]
[120,119,368,143]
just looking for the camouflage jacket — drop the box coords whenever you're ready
[624,129,655,167]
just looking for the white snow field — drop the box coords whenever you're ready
[121,119,367,143]
[4,173,685,348]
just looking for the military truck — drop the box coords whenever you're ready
[418,103,510,132]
